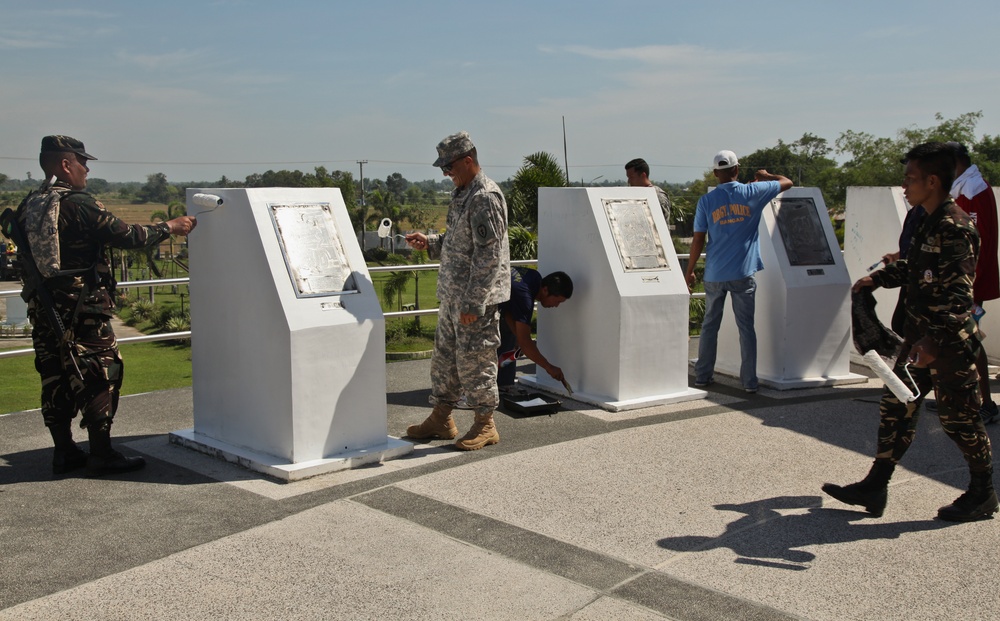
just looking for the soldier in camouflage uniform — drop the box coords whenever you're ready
[18,136,197,477]
[824,142,997,521]
[403,132,510,450]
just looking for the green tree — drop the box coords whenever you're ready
[973,134,1000,185]
[836,111,987,193]
[386,173,409,204]
[367,188,421,231]
[137,172,179,204]
[508,224,538,262]
[506,151,567,230]
[739,133,841,207]
[146,201,189,275]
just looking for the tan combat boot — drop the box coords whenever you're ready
[405,404,458,440]
[454,412,500,451]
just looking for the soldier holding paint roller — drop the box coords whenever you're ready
[2,136,196,477]
[825,142,997,521]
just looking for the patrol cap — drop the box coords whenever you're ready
[40,135,97,160]
[433,131,475,167]
[713,150,739,170]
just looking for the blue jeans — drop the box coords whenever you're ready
[695,275,758,390]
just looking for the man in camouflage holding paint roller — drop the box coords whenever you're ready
[9,136,197,477]
[825,142,996,521]
[403,131,510,450]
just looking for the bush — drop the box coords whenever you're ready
[689,297,706,335]
[164,315,191,333]
[129,298,155,320]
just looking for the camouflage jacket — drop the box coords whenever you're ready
[872,198,980,351]
[428,171,510,315]
[17,181,171,318]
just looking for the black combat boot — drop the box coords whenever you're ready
[937,469,999,522]
[822,459,896,517]
[85,420,145,478]
[49,422,88,476]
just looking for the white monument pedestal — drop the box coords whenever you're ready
[518,187,705,412]
[714,187,866,389]
[843,186,910,332]
[170,188,412,481]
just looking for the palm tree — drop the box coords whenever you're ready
[507,151,567,231]
[148,201,187,277]
[508,224,538,262]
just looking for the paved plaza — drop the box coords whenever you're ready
[1,354,998,621]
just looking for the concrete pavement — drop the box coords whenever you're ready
[1,354,998,621]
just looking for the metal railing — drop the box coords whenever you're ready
[0,255,706,358]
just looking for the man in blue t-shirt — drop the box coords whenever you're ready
[683,150,793,393]
[498,267,574,392]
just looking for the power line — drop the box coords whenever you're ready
[0,155,708,170]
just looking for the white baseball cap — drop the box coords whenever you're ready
[713,150,739,170]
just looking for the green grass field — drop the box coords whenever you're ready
[0,341,193,414]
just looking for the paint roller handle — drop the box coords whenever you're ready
[165,215,198,236]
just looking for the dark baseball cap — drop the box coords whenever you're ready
[40,135,97,160]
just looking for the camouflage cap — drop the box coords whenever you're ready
[40,135,97,160]
[433,131,475,167]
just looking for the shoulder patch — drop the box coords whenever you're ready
[470,199,501,244]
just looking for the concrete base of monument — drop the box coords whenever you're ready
[517,374,707,413]
[168,429,414,482]
[689,360,869,391]
[756,372,869,390]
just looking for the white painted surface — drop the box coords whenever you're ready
[520,187,704,411]
[179,187,408,477]
[843,186,909,329]
[715,187,864,388]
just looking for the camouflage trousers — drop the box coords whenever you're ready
[30,310,123,430]
[877,340,992,472]
[430,302,500,416]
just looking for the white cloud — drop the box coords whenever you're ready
[115,48,209,71]
[543,43,783,68]
[0,31,63,49]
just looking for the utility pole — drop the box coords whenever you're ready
[562,116,569,185]
[357,160,367,206]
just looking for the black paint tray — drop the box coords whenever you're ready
[502,392,561,415]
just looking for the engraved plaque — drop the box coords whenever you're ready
[602,198,669,271]
[269,203,355,297]
[772,197,834,266]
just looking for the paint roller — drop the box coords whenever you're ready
[191,193,223,218]
[377,218,392,238]
[862,350,919,403]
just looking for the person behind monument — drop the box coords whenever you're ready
[403,131,510,450]
[625,158,672,226]
[10,135,197,477]
[683,150,793,393]
[497,268,573,393]
[823,142,997,522]
[947,141,1000,425]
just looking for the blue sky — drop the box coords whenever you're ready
[3,0,999,185]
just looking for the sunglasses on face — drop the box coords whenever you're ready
[441,155,467,174]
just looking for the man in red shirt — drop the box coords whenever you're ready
[949,142,1000,424]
